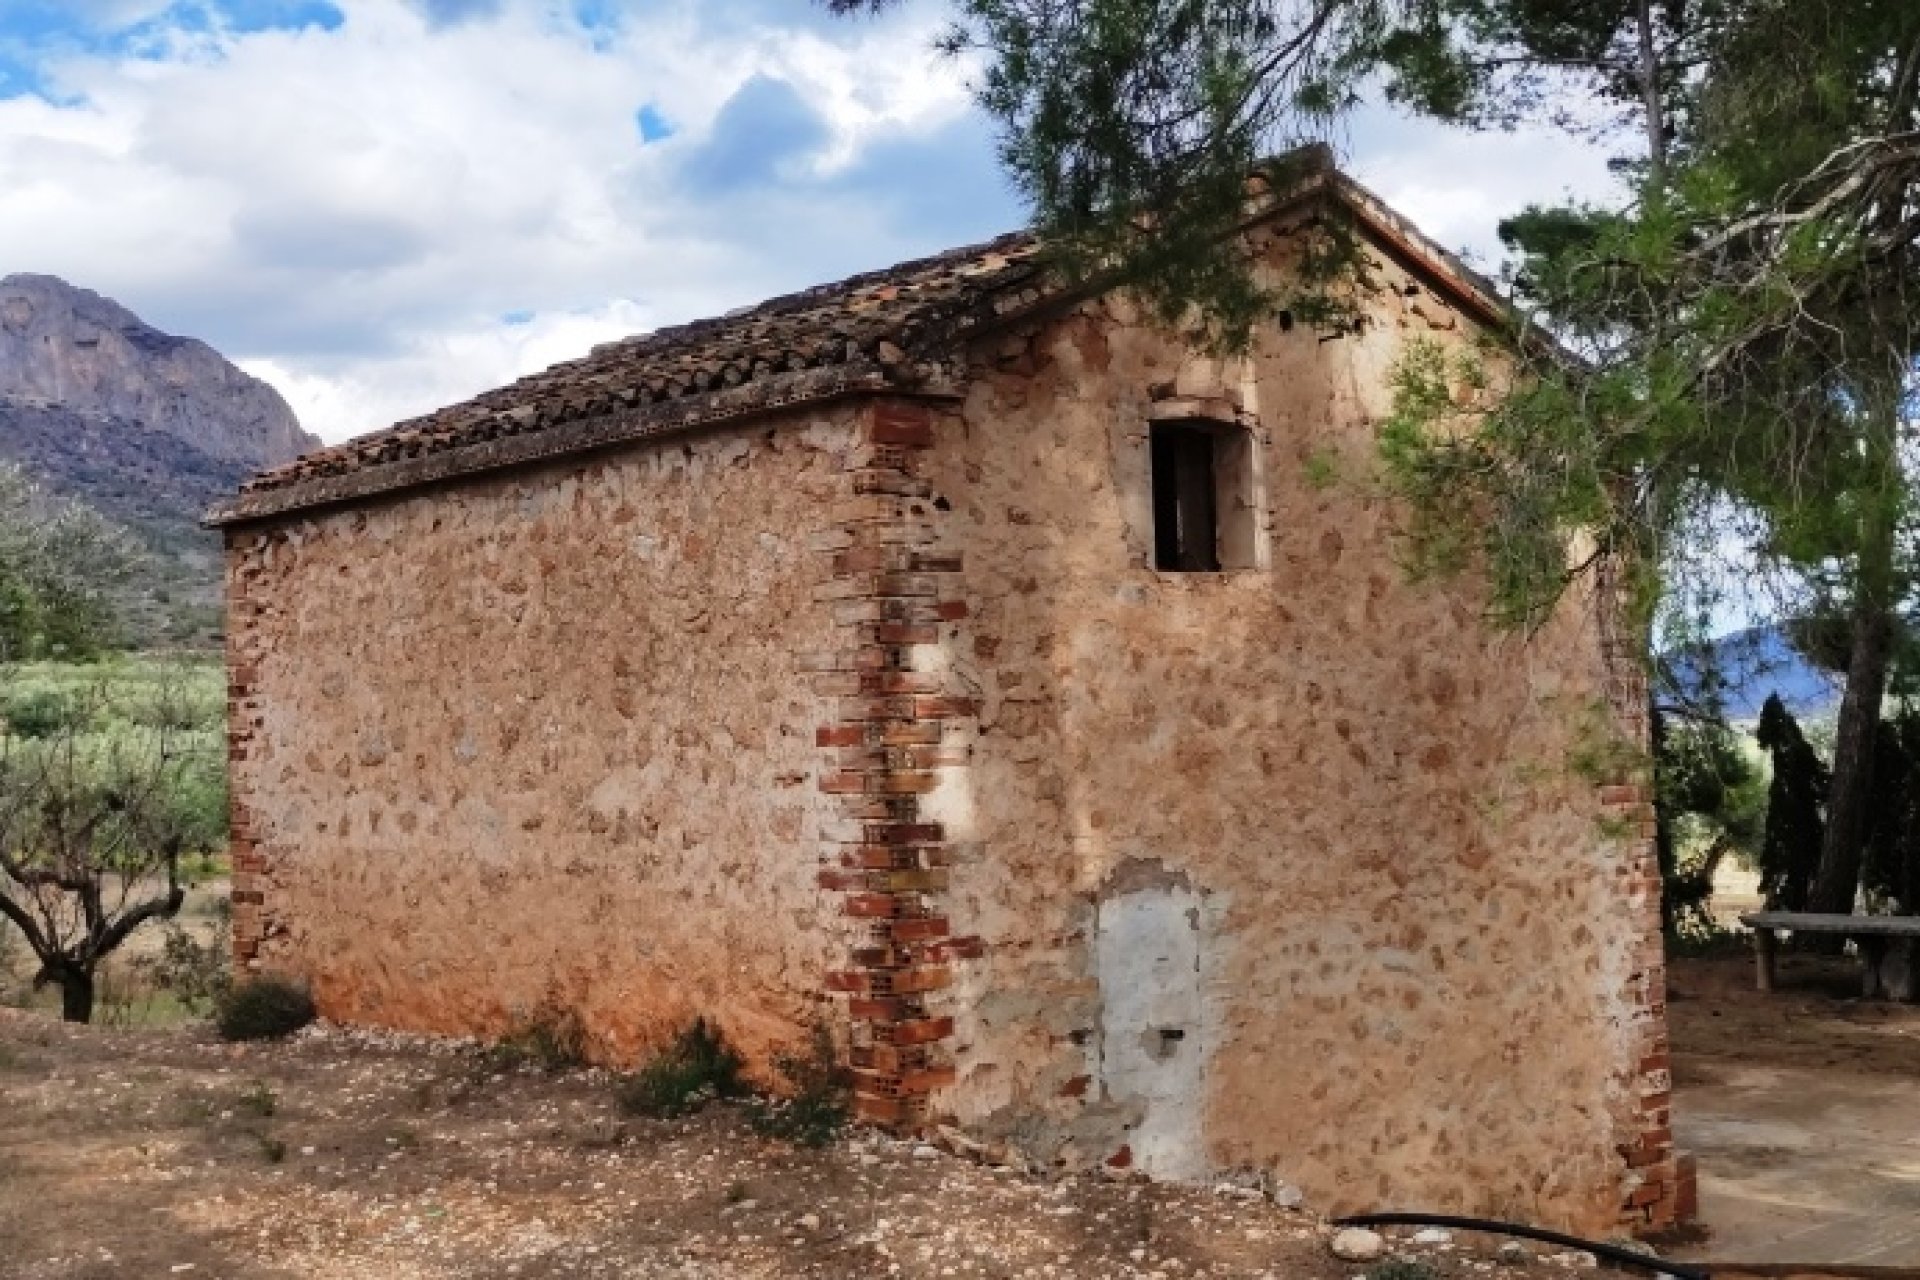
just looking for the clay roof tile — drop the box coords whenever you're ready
[210,156,1526,527]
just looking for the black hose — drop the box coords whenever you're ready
[1330,1212,1709,1280]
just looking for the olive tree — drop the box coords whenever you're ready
[0,664,226,1022]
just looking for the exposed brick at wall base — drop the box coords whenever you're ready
[225,533,272,971]
[1594,567,1688,1235]
[813,397,978,1127]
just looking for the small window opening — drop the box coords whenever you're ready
[1152,423,1222,572]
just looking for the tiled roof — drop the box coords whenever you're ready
[208,157,1520,527]
[211,233,1047,522]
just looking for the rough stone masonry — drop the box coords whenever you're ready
[210,154,1689,1237]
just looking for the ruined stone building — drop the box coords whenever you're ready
[209,155,1685,1235]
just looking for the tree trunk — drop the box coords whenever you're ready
[57,967,95,1024]
[1809,479,1900,916]
[1636,0,1668,189]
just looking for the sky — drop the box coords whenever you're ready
[0,0,1623,445]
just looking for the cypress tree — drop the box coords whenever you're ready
[1755,694,1829,912]
[1863,709,1920,914]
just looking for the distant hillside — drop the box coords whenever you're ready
[0,274,319,647]
[1669,623,1842,721]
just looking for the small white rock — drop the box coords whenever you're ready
[797,1214,820,1232]
[1413,1227,1454,1246]
[1329,1228,1386,1262]
[1271,1184,1305,1209]
[911,1144,940,1162]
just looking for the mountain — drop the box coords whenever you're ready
[0,274,313,464]
[1669,623,1842,722]
[0,274,319,646]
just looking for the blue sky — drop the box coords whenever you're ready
[0,0,1617,442]
[0,1,345,96]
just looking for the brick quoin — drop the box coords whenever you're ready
[224,533,273,972]
[811,396,979,1131]
[1594,562,1692,1235]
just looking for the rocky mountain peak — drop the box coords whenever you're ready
[0,273,317,468]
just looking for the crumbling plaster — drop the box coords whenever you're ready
[919,233,1657,1233]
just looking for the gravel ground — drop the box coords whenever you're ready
[0,1008,1601,1279]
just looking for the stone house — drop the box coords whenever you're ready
[209,154,1685,1235]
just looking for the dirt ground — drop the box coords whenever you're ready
[1669,950,1920,1266]
[0,1011,1610,1280]
[10,932,1907,1277]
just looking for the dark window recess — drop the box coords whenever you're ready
[1151,423,1221,572]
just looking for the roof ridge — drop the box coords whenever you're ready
[210,155,1520,527]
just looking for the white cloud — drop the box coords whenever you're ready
[240,297,655,440]
[0,0,1622,446]
[1343,112,1623,270]
[0,0,986,441]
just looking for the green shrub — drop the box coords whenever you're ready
[617,1018,745,1119]
[215,978,316,1041]
[0,685,87,737]
[744,1022,851,1148]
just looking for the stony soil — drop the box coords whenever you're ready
[0,1010,1601,1279]
[1669,949,1920,1079]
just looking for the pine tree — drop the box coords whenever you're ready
[829,0,1920,914]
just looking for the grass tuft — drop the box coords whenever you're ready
[617,1018,745,1119]
[236,1079,277,1118]
[1367,1263,1439,1280]
[744,1022,851,1149]
[486,1005,589,1074]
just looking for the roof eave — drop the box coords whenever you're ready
[204,362,944,529]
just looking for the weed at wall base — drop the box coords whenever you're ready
[743,1022,851,1149]
[215,978,315,1041]
[615,1018,851,1148]
[486,1005,590,1074]
[617,1018,744,1119]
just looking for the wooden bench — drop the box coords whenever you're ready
[1741,911,1920,1001]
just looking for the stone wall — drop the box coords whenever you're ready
[226,409,862,1066]
[914,229,1678,1234]
[222,213,1679,1234]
